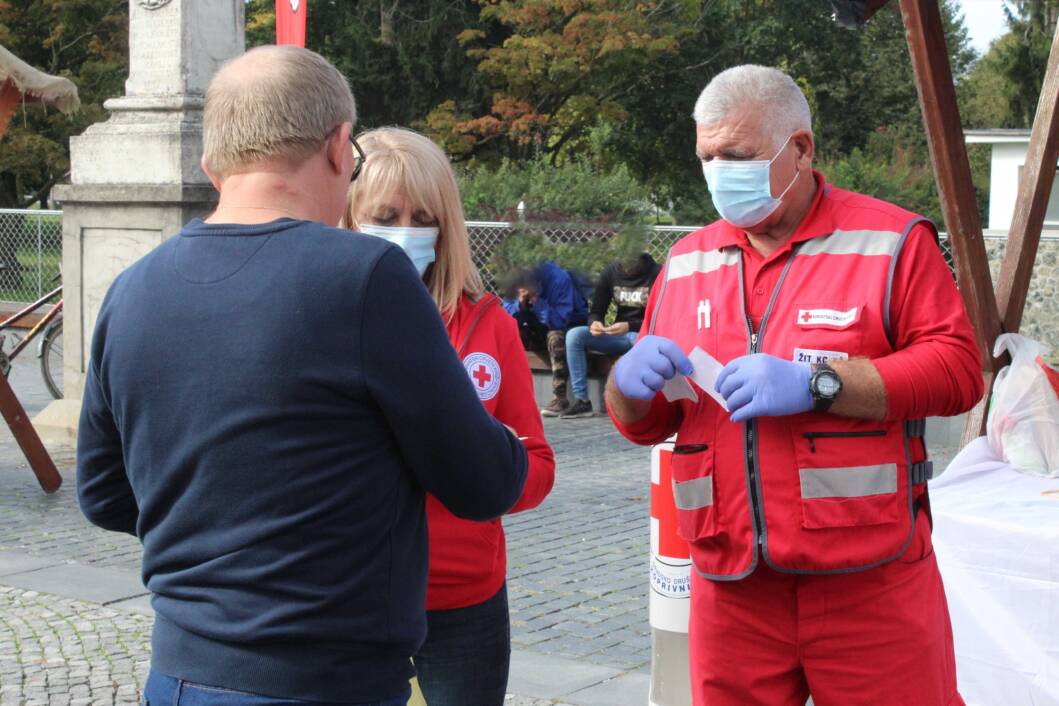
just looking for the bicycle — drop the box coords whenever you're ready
[0,275,63,399]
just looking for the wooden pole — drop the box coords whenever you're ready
[0,374,61,493]
[995,18,1059,335]
[899,0,1005,437]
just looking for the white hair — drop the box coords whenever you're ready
[692,65,812,149]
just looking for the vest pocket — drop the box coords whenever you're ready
[670,444,718,541]
[792,428,899,529]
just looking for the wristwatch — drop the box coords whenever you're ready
[809,362,843,412]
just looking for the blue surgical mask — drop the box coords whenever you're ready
[702,134,799,228]
[358,224,439,276]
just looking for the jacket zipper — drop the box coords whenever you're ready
[673,443,709,455]
[742,247,799,550]
[802,430,886,453]
[744,313,764,546]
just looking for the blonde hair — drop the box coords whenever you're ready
[203,45,357,177]
[345,127,485,318]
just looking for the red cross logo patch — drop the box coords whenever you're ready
[463,352,502,401]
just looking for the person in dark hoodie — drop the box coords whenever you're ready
[502,261,589,416]
[76,46,527,706]
[561,253,661,418]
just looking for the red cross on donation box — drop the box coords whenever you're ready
[651,446,690,560]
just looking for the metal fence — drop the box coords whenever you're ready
[465,220,971,290]
[465,221,697,291]
[0,209,62,303]
[0,209,1018,304]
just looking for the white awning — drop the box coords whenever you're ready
[0,43,80,115]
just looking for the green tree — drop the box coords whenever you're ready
[960,0,1059,129]
[0,0,128,209]
[598,0,972,224]
[245,0,490,138]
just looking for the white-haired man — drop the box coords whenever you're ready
[607,64,981,705]
[77,45,527,706]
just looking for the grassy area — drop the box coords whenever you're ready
[0,246,61,303]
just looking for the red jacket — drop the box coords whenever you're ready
[427,293,556,610]
[611,178,983,578]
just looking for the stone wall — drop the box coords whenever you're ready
[982,234,1059,352]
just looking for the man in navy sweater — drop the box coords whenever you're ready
[76,46,528,706]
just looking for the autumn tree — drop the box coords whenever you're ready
[0,0,127,209]
[424,0,698,161]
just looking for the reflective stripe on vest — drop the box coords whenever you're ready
[797,229,902,258]
[666,249,740,281]
[672,477,713,510]
[799,464,898,499]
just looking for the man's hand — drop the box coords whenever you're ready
[605,321,630,335]
[715,353,813,423]
[613,335,693,400]
[590,321,607,336]
[517,287,536,308]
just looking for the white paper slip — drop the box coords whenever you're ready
[662,373,698,403]
[688,346,729,411]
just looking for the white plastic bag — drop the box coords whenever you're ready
[986,333,1059,477]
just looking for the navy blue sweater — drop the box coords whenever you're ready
[76,218,528,702]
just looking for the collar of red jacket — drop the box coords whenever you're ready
[711,169,835,254]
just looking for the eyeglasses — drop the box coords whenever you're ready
[349,134,366,183]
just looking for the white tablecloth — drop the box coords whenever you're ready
[931,437,1059,706]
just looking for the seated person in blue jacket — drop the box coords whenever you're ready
[502,261,588,416]
[561,252,661,418]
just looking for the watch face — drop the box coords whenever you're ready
[816,372,841,397]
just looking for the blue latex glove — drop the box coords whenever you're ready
[613,335,694,400]
[715,353,813,423]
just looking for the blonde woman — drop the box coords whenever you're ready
[345,127,556,706]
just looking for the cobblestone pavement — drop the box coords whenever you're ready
[507,417,651,672]
[0,587,151,705]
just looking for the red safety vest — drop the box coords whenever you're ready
[649,185,933,579]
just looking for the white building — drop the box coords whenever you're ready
[964,128,1059,231]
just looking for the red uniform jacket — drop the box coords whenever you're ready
[427,293,556,610]
[610,178,982,578]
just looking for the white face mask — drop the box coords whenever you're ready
[702,133,799,229]
[358,223,439,276]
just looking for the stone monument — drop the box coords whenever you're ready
[37,0,245,442]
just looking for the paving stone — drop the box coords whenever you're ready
[507,650,622,701]
[1,564,146,605]
[564,671,650,706]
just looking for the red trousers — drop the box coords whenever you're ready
[689,515,965,706]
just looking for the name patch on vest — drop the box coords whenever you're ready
[793,347,849,365]
[796,306,859,329]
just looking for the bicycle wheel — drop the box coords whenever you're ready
[40,320,63,399]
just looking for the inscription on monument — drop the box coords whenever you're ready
[137,0,174,9]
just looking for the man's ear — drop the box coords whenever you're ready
[326,121,353,177]
[793,129,815,169]
[200,156,223,192]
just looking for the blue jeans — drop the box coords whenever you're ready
[414,583,510,706]
[141,670,408,706]
[565,327,638,401]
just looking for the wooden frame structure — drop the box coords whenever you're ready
[0,45,78,494]
[853,1,1058,441]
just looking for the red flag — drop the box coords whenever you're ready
[275,0,307,47]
